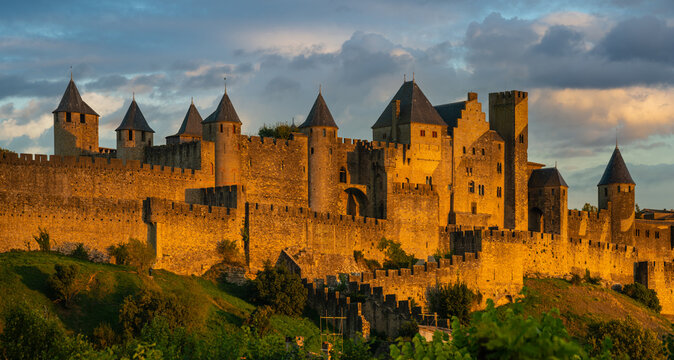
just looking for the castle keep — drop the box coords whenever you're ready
[2,78,674,325]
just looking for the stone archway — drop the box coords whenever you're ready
[529,207,544,232]
[345,188,368,217]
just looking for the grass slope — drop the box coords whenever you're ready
[509,278,672,337]
[0,251,321,351]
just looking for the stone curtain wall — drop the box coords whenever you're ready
[0,153,212,202]
[386,183,440,257]
[568,210,611,243]
[0,191,146,256]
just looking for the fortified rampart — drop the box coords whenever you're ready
[636,261,674,315]
[145,140,215,172]
[568,209,610,243]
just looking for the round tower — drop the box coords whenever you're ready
[528,167,569,237]
[115,97,154,161]
[598,146,636,245]
[299,91,338,213]
[53,78,100,156]
[202,90,241,186]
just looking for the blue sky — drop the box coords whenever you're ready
[1,0,673,209]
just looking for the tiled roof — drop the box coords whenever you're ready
[202,92,241,124]
[169,103,202,138]
[372,81,446,129]
[598,147,635,185]
[52,79,99,116]
[529,167,569,188]
[115,99,154,133]
[298,92,338,128]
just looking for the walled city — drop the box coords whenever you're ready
[1,78,673,335]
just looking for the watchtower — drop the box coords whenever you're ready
[53,78,100,156]
[528,167,568,237]
[115,97,154,161]
[489,91,529,230]
[598,146,636,245]
[202,90,241,186]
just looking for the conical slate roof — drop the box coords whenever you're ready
[372,81,446,129]
[202,92,241,124]
[298,92,338,128]
[115,99,154,133]
[52,79,99,116]
[170,103,203,137]
[598,147,635,186]
[529,168,569,188]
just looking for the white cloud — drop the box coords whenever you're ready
[0,100,53,141]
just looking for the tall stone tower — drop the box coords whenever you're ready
[598,146,636,245]
[53,78,100,156]
[202,90,241,186]
[115,97,154,161]
[299,91,338,213]
[489,91,529,230]
[528,168,568,237]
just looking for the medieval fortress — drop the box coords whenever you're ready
[1,78,673,332]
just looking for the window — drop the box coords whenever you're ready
[618,185,621,192]
[323,129,326,137]
[128,130,133,141]
[432,131,437,138]
[420,130,426,137]
[497,187,502,198]
[497,162,502,174]
[472,148,475,155]
[233,124,237,134]
[636,229,640,236]
[471,202,477,214]
[479,185,484,196]
[481,148,485,155]
[552,188,555,195]
[220,124,223,133]
[469,181,475,193]
[646,230,650,238]
[339,168,347,183]
[80,114,85,123]
[66,112,71,122]
[604,188,608,196]
[519,134,524,143]
[141,132,146,141]
[310,147,314,155]
[655,232,660,239]
[498,144,501,150]
[462,146,466,154]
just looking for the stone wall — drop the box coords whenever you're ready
[568,209,611,243]
[145,140,215,172]
[634,219,674,262]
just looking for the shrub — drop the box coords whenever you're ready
[258,122,299,140]
[586,317,665,359]
[570,273,582,285]
[216,239,242,265]
[426,283,477,325]
[119,288,192,338]
[245,305,274,336]
[377,238,416,270]
[353,250,381,271]
[126,238,156,275]
[91,322,117,349]
[47,264,85,308]
[69,243,90,261]
[252,263,307,316]
[621,282,662,313]
[33,227,52,252]
[0,305,72,359]
[107,242,129,265]
[338,333,373,360]
[398,320,419,339]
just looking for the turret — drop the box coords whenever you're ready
[202,90,241,186]
[53,78,100,156]
[371,80,446,145]
[166,100,203,145]
[489,90,529,230]
[598,146,636,245]
[115,97,154,161]
[528,167,568,237]
[299,91,338,213]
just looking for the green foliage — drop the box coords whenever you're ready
[216,239,242,265]
[337,333,373,360]
[252,263,308,316]
[398,320,419,339]
[432,249,453,260]
[391,299,597,359]
[377,238,417,270]
[621,282,662,313]
[353,250,381,271]
[118,288,200,338]
[0,305,73,360]
[107,242,129,265]
[426,283,477,325]
[92,322,118,349]
[582,203,599,212]
[47,264,85,308]
[258,122,299,140]
[126,238,156,274]
[586,317,665,359]
[70,243,90,261]
[245,305,274,336]
[33,227,52,252]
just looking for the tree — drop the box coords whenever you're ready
[258,122,299,139]
[107,242,129,265]
[252,263,307,316]
[582,203,598,212]
[621,282,661,313]
[126,238,156,275]
[0,305,72,359]
[586,317,665,359]
[70,243,90,261]
[426,283,478,325]
[119,288,191,338]
[377,238,417,270]
[216,239,242,265]
[33,227,52,252]
[47,264,85,308]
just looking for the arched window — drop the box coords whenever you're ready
[339,168,347,183]
[462,146,466,154]
[469,181,475,193]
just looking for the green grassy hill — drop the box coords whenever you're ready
[507,278,672,338]
[0,251,322,353]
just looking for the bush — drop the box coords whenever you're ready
[377,238,416,270]
[398,320,419,339]
[245,305,274,336]
[119,288,193,338]
[570,273,582,285]
[426,283,477,325]
[586,317,665,359]
[258,122,299,139]
[0,305,72,359]
[92,322,117,349]
[33,227,52,252]
[47,264,85,308]
[252,263,308,316]
[216,239,242,265]
[126,238,156,274]
[621,282,662,313]
[338,333,373,360]
[69,243,90,261]
[353,250,381,271]
[107,242,129,265]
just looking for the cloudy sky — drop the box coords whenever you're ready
[1,0,673,209]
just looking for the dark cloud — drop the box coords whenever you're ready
[596,16,674,63]
[0,75,63,100]
[264,76,301,98]
[85,75,130,92]
[533,26,583,56]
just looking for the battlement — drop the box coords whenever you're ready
[0,191,143,215]
[390,182,436,195]
[0,153,204,179]
[489,90,528,104]
[186,185,242,208]
[145,197,237,222]
[248,202,386,227]
[567,237,635,254]
[567,209,610,220]
[242,134,307,148]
